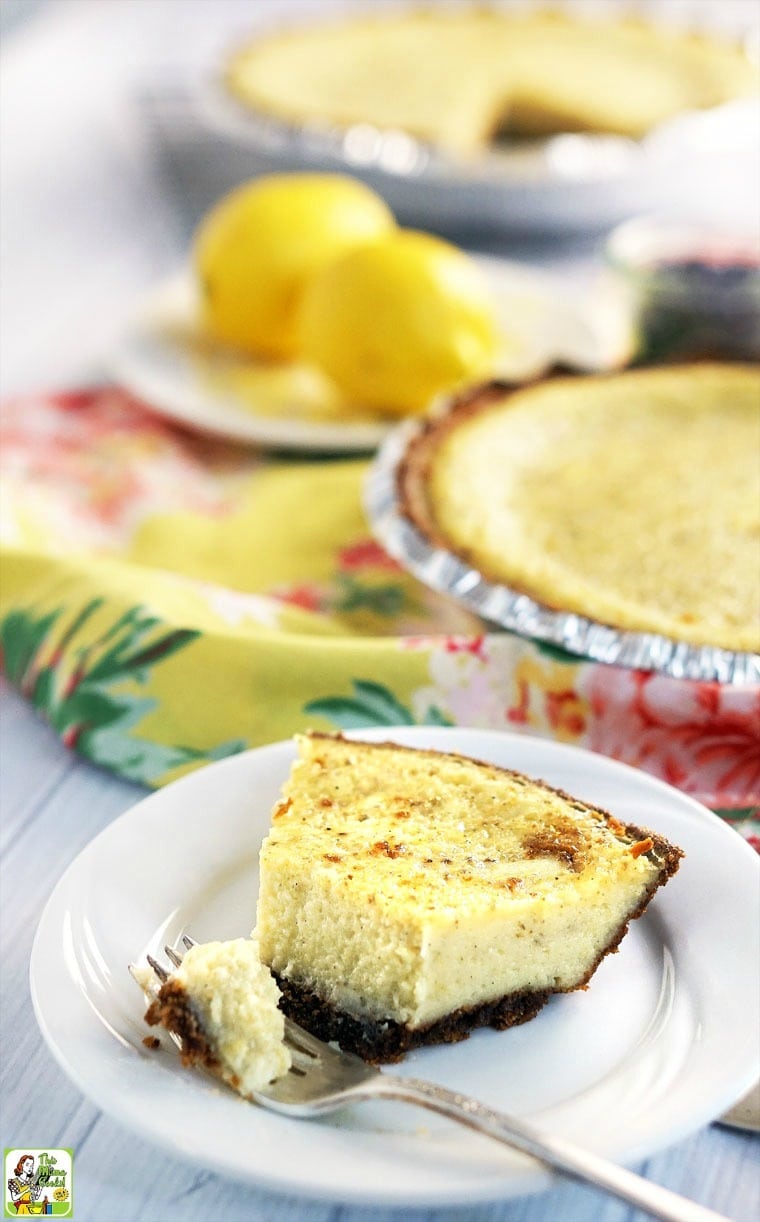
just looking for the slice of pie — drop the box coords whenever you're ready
[256,733,682,1063]
[135,937,291,1095]
[226,9,758,154]
[397,363,760,652]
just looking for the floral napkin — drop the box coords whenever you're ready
[1,386,757,847]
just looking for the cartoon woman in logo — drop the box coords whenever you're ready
[6,1156,49,1215]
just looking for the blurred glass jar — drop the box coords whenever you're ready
[604,217,760,364]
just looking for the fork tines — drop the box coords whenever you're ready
[145,935,197,983]
[146,954,169,982]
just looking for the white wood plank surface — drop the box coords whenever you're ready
[2,685,758,1221]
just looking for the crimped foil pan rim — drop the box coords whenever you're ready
[365,418,760,686]
[200,87,636,187]
[199,85,755,191]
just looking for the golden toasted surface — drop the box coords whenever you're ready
[399,364,760,652]
[227,9,758,152]
[265,733,672,917]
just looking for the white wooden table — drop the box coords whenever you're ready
[1,3,758,1219]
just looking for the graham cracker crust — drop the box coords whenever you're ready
[145,979,220,1073]
[272,973,551,1064]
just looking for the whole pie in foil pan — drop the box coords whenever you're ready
[366,364,760,686]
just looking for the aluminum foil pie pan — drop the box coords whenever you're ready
[365,417,760,687]
[194,85,758,236]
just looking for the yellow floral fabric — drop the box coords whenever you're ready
[1,388,757,841]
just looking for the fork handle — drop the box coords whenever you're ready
[371,1075,728,1222]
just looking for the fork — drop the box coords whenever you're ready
[141,938,727,1222]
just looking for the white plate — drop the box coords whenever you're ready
[30,728,760,1207]
[109,271,388,453]
[109,262,630,453]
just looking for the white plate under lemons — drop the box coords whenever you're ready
[109,260,631,453]
[30,727,760,1206]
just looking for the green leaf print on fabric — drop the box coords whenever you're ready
[0,599,245,784]
[535,640,583,665]
[333,574,407,617]
[1,606,61,687]
[82,715,246,787]
[305,678,453,730]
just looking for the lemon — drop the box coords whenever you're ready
[298,230,499,415]
[195,174,395,360]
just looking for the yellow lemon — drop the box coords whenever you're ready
[298,230,499,414]
[195,174,395,360]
